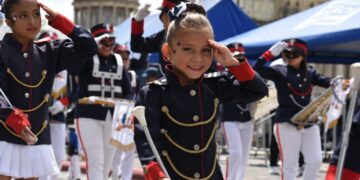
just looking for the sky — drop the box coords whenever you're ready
[40,0,74,20]
[39,0,163,21]
[0,0,162,38]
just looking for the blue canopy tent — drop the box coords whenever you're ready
[221,0,360,64]
[115,0,257,63]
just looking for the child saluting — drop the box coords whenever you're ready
[0,0,97,179]
[134,12,268,180]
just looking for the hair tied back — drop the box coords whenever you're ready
[168,1,188,21]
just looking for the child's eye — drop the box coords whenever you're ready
[34,11,41,17]
[202,48,212,54]
[182,47,192,53]
[18,14,27,19]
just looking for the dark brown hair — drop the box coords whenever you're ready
[1,0,22,19]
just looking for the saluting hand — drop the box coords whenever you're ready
[208,39,240,67]
[38,3,58,22]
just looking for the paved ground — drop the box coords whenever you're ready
[57,150,328,180]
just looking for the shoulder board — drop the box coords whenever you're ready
[270,58,286,67]
[148,77,167,86]
[307,65,315,70]
[204,71,222,78]
[34,37,51,45]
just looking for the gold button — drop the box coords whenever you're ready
[297,73,300,77]
[193,115,199,122]
[44,94,50,102]
[162,150,168,156]
[214,98,219,105]
[161,106,169,113]
[189,90,196,96]
[23,53,28,58]
[25,72,30,77]
[160,129,167,134]
[298,84,302,87]
[25,93,29,98]
[193,144,200,151]
[194,172,200,179]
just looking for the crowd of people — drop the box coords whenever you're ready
[0,0,359,180]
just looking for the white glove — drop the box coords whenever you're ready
[134,4,151,21]
[269,41,288,57]
[49,100,65,115]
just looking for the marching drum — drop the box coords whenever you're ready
[249,81,278,122]
[291,77,351,129]
[110,99,135,151]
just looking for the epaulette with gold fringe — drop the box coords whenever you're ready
[148,78,167,86]
[34,37,51,45]
[204,71,222,78]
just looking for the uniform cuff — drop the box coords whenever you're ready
[59,96,70,106]
[227,60,255,82]
[49,13,75,36]
[261,51,273,62]
[144,161,166,180]
[5,109,31,135]
[132,18,144,35]
[162,1,175,10]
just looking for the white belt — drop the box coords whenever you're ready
[88,85,122,93]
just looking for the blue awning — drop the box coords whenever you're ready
[115,0,257,63]
[221,0,360,64]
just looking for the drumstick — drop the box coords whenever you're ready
[132,106,170,178]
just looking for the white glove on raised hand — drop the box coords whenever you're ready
[134,4,151,21]
[49,100,65,115]
[269,41,288,57]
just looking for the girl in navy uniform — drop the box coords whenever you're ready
[134,12,268,180]
[74,23,133,180]
[253,39,331,180]
[0,0,97,179]
[221,42,254,180]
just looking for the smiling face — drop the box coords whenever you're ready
[164,13,214,86]
[5,0,41,43]
[168,29,213,84]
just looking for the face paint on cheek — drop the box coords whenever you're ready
[172,50,176,54]
[177,42,181,47]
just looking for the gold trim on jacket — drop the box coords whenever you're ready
[7,68,47,88]
[161,98,219,127]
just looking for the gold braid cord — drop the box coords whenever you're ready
[161,123,219,154]
[21,94,50,113]
[162,150,218,180]
[7,69,47,88]
[0,120,48,138]
[161,99,219,127]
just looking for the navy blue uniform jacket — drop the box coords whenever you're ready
[134,63,268,179]
[0,19,97,145]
